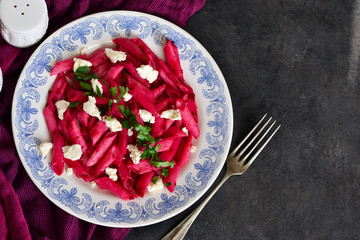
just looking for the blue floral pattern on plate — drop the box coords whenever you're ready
[12,11,233,227]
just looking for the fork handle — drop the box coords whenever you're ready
[161,173,231,240]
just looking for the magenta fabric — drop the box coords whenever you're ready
[0,0,206,239]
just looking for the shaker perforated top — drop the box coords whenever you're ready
[0,0,48,48]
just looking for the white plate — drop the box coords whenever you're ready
[11,10,233,227]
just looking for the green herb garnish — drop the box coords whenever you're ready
[118,86,129,100]
[83,91,96,97]
[108,99,113,109]
[79,81,92,92]
[68,101,79,108]
[151,177,159,184]
[74,66,108,86]
[121,119,131,129]
[117,105,171,172]
[109,87,118,98]
[150,160,174,169]
[96,85,102,96]
[162,168,170,177]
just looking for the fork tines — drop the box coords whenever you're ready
[233,114,280,167]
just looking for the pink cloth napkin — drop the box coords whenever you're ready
[0,0,205,239]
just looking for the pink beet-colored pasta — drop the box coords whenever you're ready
[77,105,89,127]
[155,136,176,152]
[66,89,88,103]
[126,74,155,102]
[104,64,124,85]
[92,145,118,177]
[164,40,184,82]
[158,58,188,93]
[48,73,68,103]
[176,135,193,167]
[68,119,88,152]
[45,37,200,200]
[159,137,182,162]
[64,158,93,182]
[43,105,58,136]
[122,62,150,87]
[58,111,72,144]
[164,165,181,193]
[176,98,200,139]
[87,132,117,166]
[89,120,108,146]
[152,84,166,99]
[50,58,74,76]
[150,116,164,138]
[117,129,128,158]
[135,171,154,197]
[118,45,142,67]
[127,160,157,175]
[51,133,66,175]
[87,49,109,67]
[95,177,136,200]
[129,85,158,116]
[113,38,148,62]
[117,162,134,190]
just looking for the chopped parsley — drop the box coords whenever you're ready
[162,168,170,178]
[109,87,118,98]
[117,103,174,174]
[117,86,129,102]
[151,177,159,184]
[73,66,107,86]
[95,85,102,96]
[67,101,79,108]
[79,81,92,92]
[74,66,105,97]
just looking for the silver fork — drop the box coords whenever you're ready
[162,114,280,240]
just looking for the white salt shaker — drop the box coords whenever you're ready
[0,0,48,48]
[0,67,2,92]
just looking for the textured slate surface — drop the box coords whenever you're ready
[126,0,360,239]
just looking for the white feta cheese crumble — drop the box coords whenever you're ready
[139,109,155,123]
[104,48,127,63]
[83,96,101,120]
[105,167,118,181]
[127,144,143,164]
[62,144,82,161]
[102,116,122,132]
[123,92,132,102]
[66,167,73,175]
[136,65,158,84]
[73,58,92,72]
[39,142,53,157]
[190,145,197,153]
[55,100,70,120]
[80,47,88,55]
[182,127,189,136]
[128,127,134,136]
[63,164,73,175]
[147,177,164,192]
[90,181,97,188]
[160,109,181,120]
[91,78,103,94]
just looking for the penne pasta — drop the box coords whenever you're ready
[44,37,200,200]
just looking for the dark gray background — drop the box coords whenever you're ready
[126,0,360,239]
